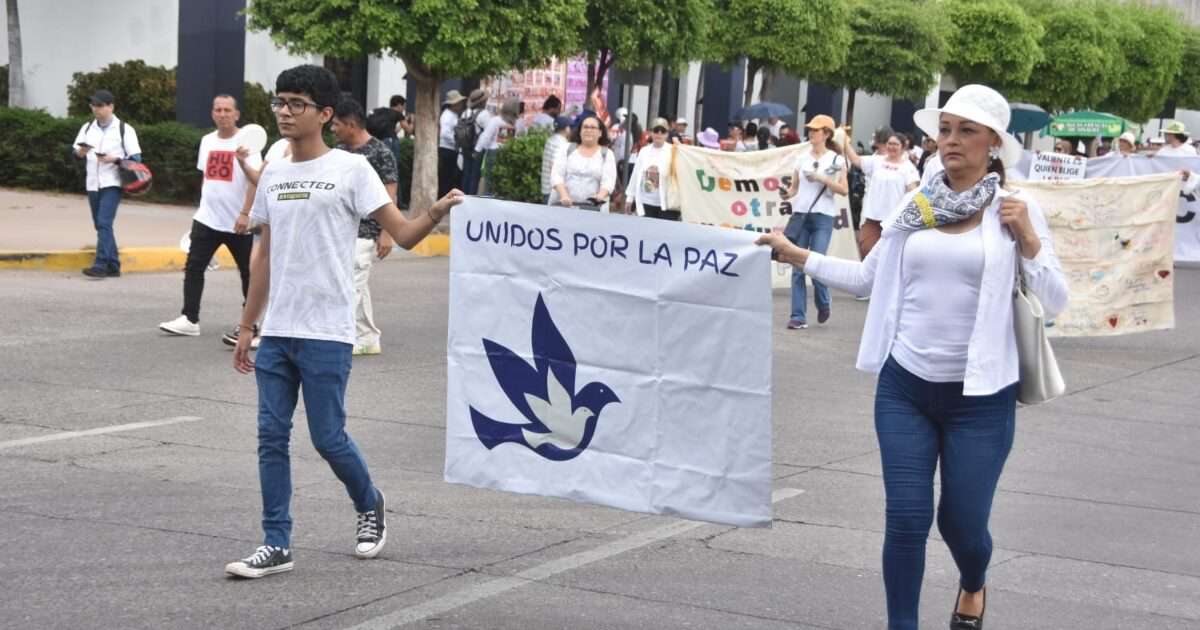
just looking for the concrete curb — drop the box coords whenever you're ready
[0,234,451,272]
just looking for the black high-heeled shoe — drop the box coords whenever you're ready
[950,586,986,629]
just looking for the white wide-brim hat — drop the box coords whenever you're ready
[913,84,1023,167]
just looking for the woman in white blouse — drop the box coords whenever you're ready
[758,85,1069,630]
[844,131,920,257]
[551,113,617,211]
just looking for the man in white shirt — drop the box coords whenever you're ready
[1156,121,1199,157]
[438,90,467,197]
[225,65,464,579]
[72,89,143,278]
[540,116,571,203]
[159,95,264,342]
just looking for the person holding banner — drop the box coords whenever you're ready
[757,84,1068,630]
[225,65,465,579]
[780,114,848,329]
[844,132,920,257]
[550,113,617,211]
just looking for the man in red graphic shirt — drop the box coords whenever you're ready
[159,95,264,344]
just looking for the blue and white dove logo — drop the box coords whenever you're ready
[469,293,620,461]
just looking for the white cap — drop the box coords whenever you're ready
[675,117,688,126]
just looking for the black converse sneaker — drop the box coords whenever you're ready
[354,489,387,558]
[224,545,293,578]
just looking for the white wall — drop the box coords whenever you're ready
[243,29,320,91]
[1,0,177,115]
[366,56,408,110]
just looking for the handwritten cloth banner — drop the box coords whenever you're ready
[1028,151,1086,181]
[1015,173,1179,337]
[445,198,774,527]
[664,143,860,287]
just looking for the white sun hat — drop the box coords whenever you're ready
[913,84,1023,167]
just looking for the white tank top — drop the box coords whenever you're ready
[892,225,985,383]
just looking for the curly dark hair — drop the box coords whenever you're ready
[275,64,340,110]
[570,113,610,146]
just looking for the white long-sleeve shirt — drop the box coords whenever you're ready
[475,116,512,153]
[624,142,670,213]
[803,187,1068,396]
[439,109,459,151]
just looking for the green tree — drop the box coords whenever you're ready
[577,0,713,102]
[1170,26,1200,111]
[711,0,853,108]
[1098,3,1185,122]
[943,0,1043,90]
[245,0,587,215]
[1012,0,1122,111]
[815,0,952,129]
[490,130,550,203]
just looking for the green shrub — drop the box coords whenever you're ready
[491,131,550,203]
[66,60,177,125]
[0,107,205,204]
[240,81,277,139]
[397,137,414,207]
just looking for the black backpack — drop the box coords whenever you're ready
[454,110,480,152]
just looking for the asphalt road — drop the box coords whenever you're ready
[2,257,1198,630]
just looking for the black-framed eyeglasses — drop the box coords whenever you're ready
[581,124,602,131]
[270,97,321,115]
[652,127,668,133]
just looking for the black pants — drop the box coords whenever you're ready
[643,204,681,221]
[438,147,460,198]
[182,220,253,323]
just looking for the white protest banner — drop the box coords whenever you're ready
[1082,154,1200,264]
[664,143,860,287]
[1015,172,1179,337]
[1028,151,1086,181]
[445,198,774,527]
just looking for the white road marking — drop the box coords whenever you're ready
[344,487,806,630]
[0,416,203,450]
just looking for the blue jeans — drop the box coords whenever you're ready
[461,152,483,195]
[874,355,1016,630]
[783,212,833,321]
[254,336,378,548]
[87,186,122,272]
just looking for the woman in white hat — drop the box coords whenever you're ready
[758,84,1069,630]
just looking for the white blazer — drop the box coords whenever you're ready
[804,187,1069,396]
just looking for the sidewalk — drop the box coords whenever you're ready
[0,188,447,271]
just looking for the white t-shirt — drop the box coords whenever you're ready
[1156,143,1199,157]
[72,116,142,191]
[531,112,555,131]
[475,116,514,153]
[264,138,291,163]
[860,155,920,223]
[792,149,844,217]
[194,131,263,232]
[250,149,392,345]
[625,142,670,209]
[550,144,618,210]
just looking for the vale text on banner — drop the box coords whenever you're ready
[665,143,860,287]
[445,198,774,527]
[1015,173,1179,337]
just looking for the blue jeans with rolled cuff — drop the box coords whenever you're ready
[874,355,1017,630]
[87,186,122,272]
[254,336,379,549]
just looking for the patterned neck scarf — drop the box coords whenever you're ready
[889,172,1000,233]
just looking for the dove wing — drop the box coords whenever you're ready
[520,369,588,450]
[531,294,577,403]
[482,338,548,426]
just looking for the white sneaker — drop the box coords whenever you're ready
[159,315,200,336]
[353,343,382,356]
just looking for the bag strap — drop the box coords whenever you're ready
[805,184,828,214]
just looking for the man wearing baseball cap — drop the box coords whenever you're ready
[72,90,143,278]
[669,117,692,145]
[1157,121,1197,157]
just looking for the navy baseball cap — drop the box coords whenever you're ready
[553,115,572,131]
[89,90,115,106]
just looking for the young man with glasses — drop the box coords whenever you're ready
[624,117,677,220]
[224,65,464,579]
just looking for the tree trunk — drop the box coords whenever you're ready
[694,63,706,138]
[6,0,24,108]
[647,63,663,123]
[743,59,760,108]
[586,53,597,101]
[408,67,441,220]
[845,87,857,131]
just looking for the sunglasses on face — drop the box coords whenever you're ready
[652,127,668,133]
